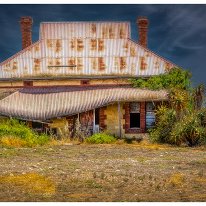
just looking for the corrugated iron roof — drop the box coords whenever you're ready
[0,87,168,121]
[0,21,177,79]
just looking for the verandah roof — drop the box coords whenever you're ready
[0,86,168,121]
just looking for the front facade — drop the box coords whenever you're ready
[0,16,175,138]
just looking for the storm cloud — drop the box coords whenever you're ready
[0,4,205,86]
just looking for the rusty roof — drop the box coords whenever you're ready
[0,87,168,120]
[0,21,177,79]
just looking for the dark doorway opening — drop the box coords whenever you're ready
[130,113,140,128]
[95,108,100,125]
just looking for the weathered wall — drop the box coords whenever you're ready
[49,118,69,137]
[104,103,125,137]
[0,78,130,88]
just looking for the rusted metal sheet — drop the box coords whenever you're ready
[0,87,168,120]
[40,22,131,40]
[0,22,177,79]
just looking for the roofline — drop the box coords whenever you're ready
[40,21,131,24]
[128,38,180,69]
[0,75,151,82]
[0,40,40,66]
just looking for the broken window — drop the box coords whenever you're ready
[130,102,140,128]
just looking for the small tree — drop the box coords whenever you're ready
[131,67,206,146]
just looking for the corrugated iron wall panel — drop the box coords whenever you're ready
[0,22,176,78]
[40,22,131,39]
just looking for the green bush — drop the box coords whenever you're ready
[170,111,206,146]
[0,119,50,147]
[130,67,191,91]
[149,105,177,144]
[86,133,116,144]
[149,106,206,146]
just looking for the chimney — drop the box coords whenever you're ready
[20,16,33,49]
[137,16,149,47]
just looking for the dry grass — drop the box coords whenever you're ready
[0,173,55,196]
[0,136,28,148]
[0,143,206,201]
[168,173,185,187]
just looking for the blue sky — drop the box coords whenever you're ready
[0,4,205,86]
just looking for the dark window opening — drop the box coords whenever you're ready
[32,121,43,133]
[24,81,33,87]
[32,121,43,129]
[130,113,140,128]
[95,108,100,125]
[81,80,90,85]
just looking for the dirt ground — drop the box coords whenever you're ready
[0,141,206,202]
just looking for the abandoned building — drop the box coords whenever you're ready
[0,16,176,138]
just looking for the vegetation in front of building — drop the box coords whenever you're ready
[0,119,50,147]
[85,132,117,144]
[131,67,206,147]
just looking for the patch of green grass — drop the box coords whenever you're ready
[0,119,50,147]
[86,133,116,144]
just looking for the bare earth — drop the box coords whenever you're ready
[0,142,206,202]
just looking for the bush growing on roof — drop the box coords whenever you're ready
[0,119,50,147]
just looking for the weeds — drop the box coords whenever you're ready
[168,173,185,187]
[0,119,50,147]
[0,173,55,196]
[86,133,116,144]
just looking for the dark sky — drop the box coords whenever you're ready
[0,4,205,86]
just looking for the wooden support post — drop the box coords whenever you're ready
[118,102,122,138]
[93,109,95,134]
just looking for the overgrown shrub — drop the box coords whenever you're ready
[130,67,191,91]
[86,133,116,144]
[170,110,206,146]
[149,106,206,146]
[149,105,177,144]
[0,119,50,147]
